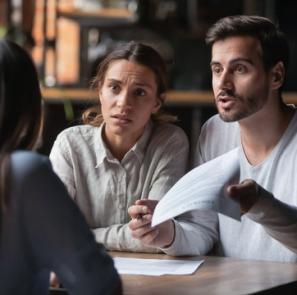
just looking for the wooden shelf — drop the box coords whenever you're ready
[42,87,297,106]
[58,7,135,19]
[57,7,137,25]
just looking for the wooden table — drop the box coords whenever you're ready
[110,251,297,295]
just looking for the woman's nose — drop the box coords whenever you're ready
[116,91,132,109]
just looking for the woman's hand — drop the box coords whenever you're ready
[128,199,175,248]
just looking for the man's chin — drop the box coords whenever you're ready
[218,111,244,122]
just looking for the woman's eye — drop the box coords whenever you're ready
[109,84,120,92]
[134,88,146,97]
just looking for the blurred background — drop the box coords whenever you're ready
[1,0,297,154]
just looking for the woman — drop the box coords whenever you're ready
[0,39,121,295]
[50,41,189,253]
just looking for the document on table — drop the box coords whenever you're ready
[113,257,204,276]
[152,148,241,227]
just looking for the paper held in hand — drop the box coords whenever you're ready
[151,148,242,227]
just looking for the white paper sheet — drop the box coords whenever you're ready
[113,257,204,276]
[152,148,241,227]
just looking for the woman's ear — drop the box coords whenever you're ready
[98,88,102,103]
[271,61,285,90]
[152,93,165,114]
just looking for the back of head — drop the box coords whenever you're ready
[205,15,289,72]
[0,39,42,220]
[0,39,42,152]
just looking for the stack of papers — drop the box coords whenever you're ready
[113,257,204,276]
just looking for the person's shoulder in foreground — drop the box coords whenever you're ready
[1,150,122,295]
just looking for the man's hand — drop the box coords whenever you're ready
[128,199,175,248]
[227,179,261,213]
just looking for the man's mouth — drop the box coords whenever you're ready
[217,97,236,109]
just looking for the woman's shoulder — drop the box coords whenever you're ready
[11,150,49,168]
[152,122,189,143]
[153,122,187,136]
[55,125,97,142]
[10,151,52,183]
[150,123,189,148]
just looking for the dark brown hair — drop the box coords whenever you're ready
[206,15,289,73]
[82,41,176,126]
[0,39,42,220]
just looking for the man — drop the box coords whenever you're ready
[195,15,297,262]
[129,15,297,262]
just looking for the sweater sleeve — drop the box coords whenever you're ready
[92,224,162,253]
[12,153,121,295]
[160,210,219,256]
[246,187,297,253]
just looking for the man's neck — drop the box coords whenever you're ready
[239,103,295,166]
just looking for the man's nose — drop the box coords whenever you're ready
[218,71,233,90]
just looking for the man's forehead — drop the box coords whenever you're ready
[211,36,262,63]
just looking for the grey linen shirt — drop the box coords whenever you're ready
[50,120,196,254]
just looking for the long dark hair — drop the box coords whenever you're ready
[82,41,177,126]
[0,39,42,222]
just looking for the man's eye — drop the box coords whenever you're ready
[212,66,222,74]
[235,65,246,73]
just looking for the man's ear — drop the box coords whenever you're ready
[271,61,285,90]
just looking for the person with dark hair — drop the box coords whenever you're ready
[0,39,122,295]
[192,15,297,261]
[50,41,199,254]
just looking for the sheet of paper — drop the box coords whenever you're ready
[113,257,204,276]
[152,148,241,227]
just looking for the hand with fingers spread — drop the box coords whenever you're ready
[227,179,262,214]
[128,199,175,248]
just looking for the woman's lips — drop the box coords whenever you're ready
[112,115,132,124]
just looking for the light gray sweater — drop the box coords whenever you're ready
[194,111,297,262]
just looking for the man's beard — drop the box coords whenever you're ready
[216,90,264,122]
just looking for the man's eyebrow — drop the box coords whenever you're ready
[229,58,254,65]
[210,58,254,67]
[210,61,220,67]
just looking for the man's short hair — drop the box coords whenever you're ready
[206,15,289,72]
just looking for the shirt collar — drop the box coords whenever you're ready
[94,124,108,167]
[129,120,153,163]
[94,120,154,167]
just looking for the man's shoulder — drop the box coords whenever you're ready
[203,114,238,131]
[197,114,240,164]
